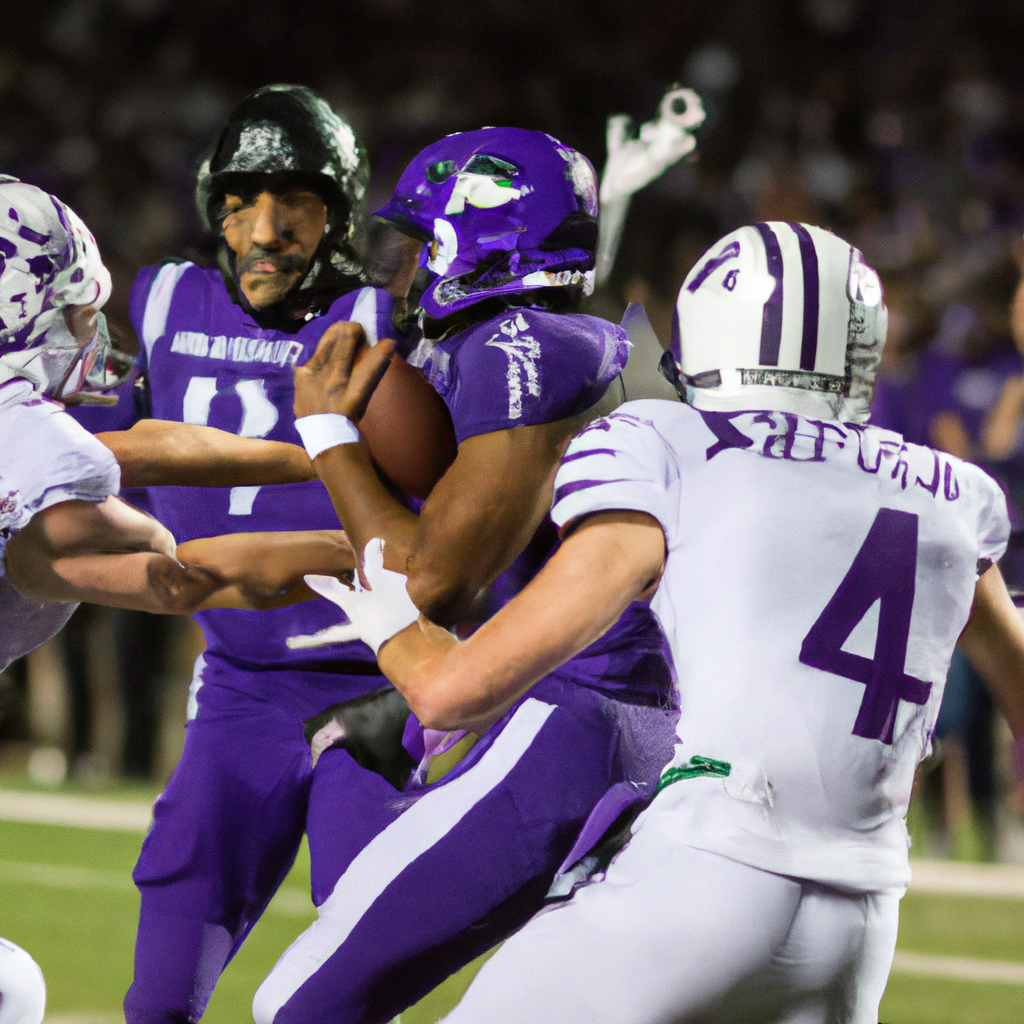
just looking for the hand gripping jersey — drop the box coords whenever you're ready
[552,400,1010,892]
[127,262,396,686]
[413,306,674,708]
[0,380,120,671]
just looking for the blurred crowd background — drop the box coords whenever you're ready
[2,0,1024,860]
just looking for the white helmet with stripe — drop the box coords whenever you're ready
[666,222,886,422]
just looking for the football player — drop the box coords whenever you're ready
[312,224,1024,1024]
[0,175,358,675]
[252,128,678,1024]
[62,86,452,1024]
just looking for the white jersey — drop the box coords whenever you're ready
[0,380,120,671]
[551,400,1009,892]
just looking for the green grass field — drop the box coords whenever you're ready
[1,800,1022,1024]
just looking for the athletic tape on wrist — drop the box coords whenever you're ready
[295,413,360,460]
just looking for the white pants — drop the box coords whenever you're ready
[443,827,900,1024]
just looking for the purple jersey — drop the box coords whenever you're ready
[125,262,395,682]
[415,306,673,705]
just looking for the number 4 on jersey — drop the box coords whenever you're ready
[800,508,931,744]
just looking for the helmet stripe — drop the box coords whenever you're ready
[752,222,784,366]
[789,223,820,371]
[686,240,740,294]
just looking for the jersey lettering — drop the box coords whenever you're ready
[182,375,279,515]
[799,507,931,744]
[699,413,963,500]
[485,312,541,420]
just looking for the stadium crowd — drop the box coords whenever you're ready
[4,3,1024,1023]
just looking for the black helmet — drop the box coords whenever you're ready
[196,85,369,319]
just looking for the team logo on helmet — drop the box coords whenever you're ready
[376,128,598,321]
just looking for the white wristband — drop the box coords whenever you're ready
[295,413,361,460]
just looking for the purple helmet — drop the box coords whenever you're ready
[375,128,599,320]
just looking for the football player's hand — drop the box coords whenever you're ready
[293,321,395,423]
[305,537,420,655]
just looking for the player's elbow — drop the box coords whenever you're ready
[146,558,220,614]
[405,570,477,628]
[402,673,495,733]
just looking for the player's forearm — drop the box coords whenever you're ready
[958,564,1024,738]
[379,512,666,732]
[313,442,419,572]
[378,619,533,734]
[97,421,316,488]
[178,530,356,604]
[402,424,568,626]
[13,549,222,614]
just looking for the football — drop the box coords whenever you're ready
[359,350,457,499]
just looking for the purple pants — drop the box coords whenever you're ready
[124,656,388,1024]
[252,676,678,1024]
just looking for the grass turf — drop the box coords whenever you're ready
[2,816,1023,1024]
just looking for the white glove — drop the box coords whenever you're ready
[305,538,419,655]
[599,87,706,206]
[595,87,705,286]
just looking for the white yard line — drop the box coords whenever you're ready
[0,857,313,919]
[0,859,132,892]
[0,790,153,831]
[891,950,1024,985]
[908,858,1024,898]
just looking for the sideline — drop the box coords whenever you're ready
[891,950,1024,985]
[0,790,153,832]
[9,790,1024,895]
[908,858,1024,899]
[0,858,314,918]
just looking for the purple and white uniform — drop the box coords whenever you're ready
[99,261,399,1024]
[444,400,1010,1024]
[253,308,678,1024]
[0,380,120,671]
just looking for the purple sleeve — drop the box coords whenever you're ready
[446,310,625,443]
[374,289,397,346]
